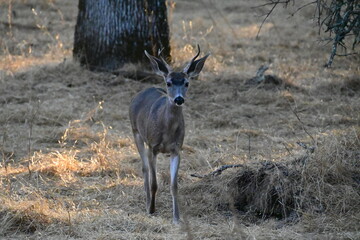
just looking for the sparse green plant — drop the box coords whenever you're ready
[259,0,360,67]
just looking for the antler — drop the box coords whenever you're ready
[156,47,169,65]
[183,44,201,74]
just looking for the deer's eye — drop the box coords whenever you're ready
[185,82,189,87]
[167,82,172,87]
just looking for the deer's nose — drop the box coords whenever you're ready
[174,96,184,106]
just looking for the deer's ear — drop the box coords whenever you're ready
[184,53,210,78]
[145,50,171,77]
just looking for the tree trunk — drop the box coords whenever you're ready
[73,0,171,72]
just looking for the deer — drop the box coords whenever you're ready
[129,46,209,224]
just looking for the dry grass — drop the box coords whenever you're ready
[1,0,360,239]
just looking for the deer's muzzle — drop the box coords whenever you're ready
[174,96,185,106]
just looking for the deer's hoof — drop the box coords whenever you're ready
[173,218,181,225]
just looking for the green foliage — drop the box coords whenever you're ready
[262,0,360,67]
[321,0,360,66]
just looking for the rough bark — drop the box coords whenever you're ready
[73,0,171,72]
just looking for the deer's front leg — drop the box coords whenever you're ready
[148,149,158,214]
[170,153,180,224]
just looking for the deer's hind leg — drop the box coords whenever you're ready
[133,132,152,213]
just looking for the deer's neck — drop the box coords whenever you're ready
[160,99,182,131]
[165,99,183,119]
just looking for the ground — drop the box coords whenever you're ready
[0,0,359,239]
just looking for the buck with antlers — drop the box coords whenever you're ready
[129,46,209,224]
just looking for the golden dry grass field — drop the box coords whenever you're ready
[1,0,360,239]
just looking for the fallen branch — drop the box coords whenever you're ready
[191,164,244,178]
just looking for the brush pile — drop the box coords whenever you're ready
[185,128,360,229]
